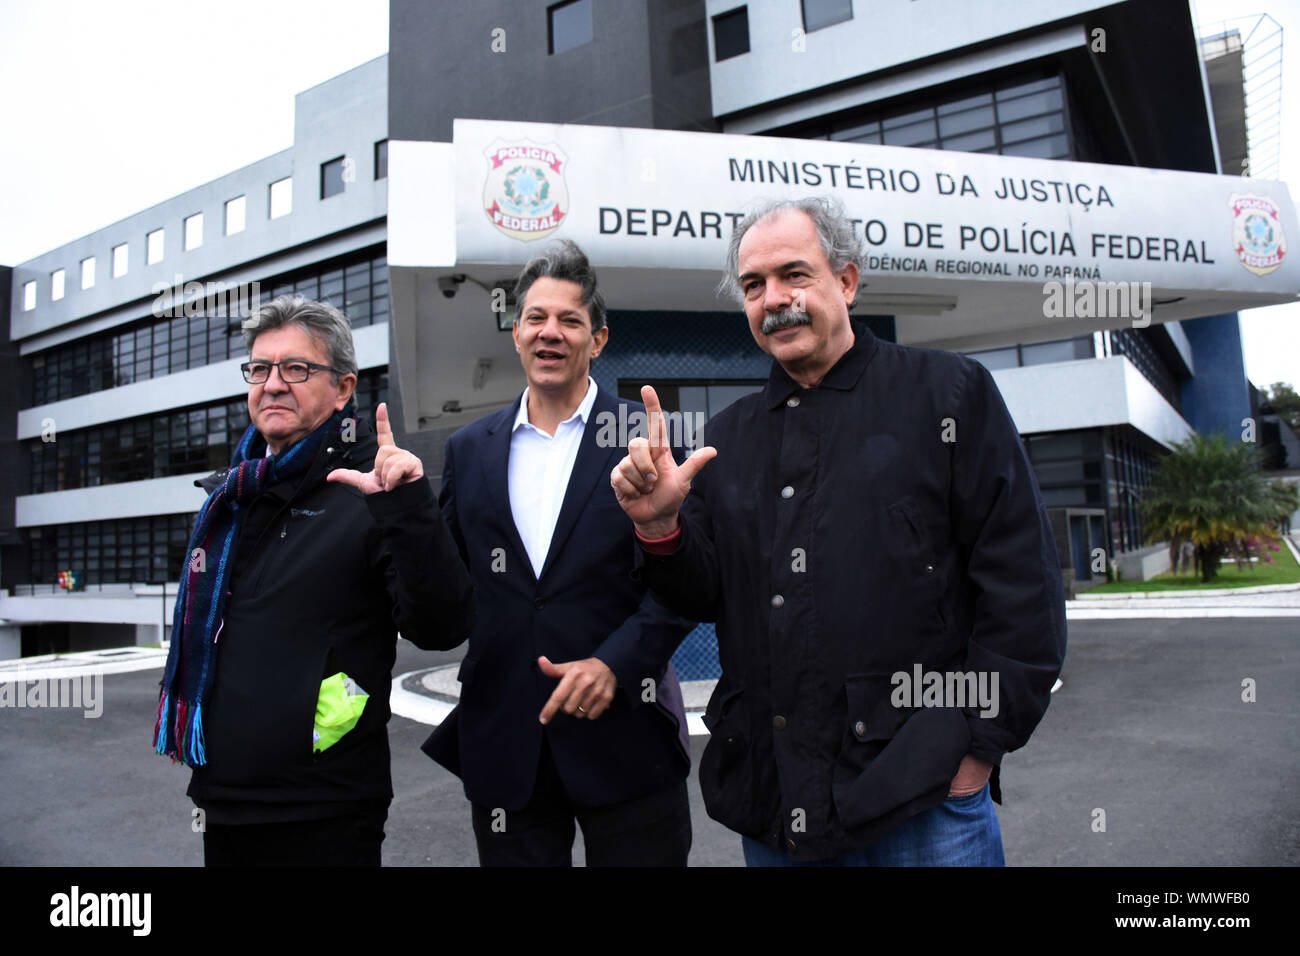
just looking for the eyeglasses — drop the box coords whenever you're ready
[241,360,338,384]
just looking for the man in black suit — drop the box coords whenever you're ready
[422,240,694,866]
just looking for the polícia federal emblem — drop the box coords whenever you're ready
[1230,194,1286,276]
[484,141,569,242]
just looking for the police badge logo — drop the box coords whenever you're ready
[483,140,569,242]
[1230,194,1286,276]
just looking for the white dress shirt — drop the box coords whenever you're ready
[508,377,598,578]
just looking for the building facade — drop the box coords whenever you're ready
[4,1,1295,666]
[2,58,391,658]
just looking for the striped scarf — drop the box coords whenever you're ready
[153,403,354,766]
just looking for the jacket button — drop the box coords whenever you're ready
[854,720,867,738]
[773,715,786,730]
[534,599,546,610]
[770,594,784,608]
[786,396,800,408]
[780,486,794,499]
[785,838,797,852]
[925,564,935,573]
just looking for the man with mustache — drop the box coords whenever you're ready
[422,240,695,866]
[156,294,475,865]
[612,196,1067,865]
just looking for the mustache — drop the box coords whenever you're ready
[761,310,812,335]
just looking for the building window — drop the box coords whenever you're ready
[321,156,346,199]
[25,513,198,587]
[22,280,36,311]
[26,370,389,496]
[966,336,1093,372]
[51,269,65,301]
[617,379,764,447]
[269,177,292,219]
[80,257,95,290]
[112,243,128,278]
[817,74,1072,161]
[548,0,592,55]
[146,229,164,265]
[184,213,203,251]
[29,246,387,405]
[712,6,749,61]
[802,0,852,32]
[224,195,246,235]
[374,139,388,180]
[1109,328,1182,410]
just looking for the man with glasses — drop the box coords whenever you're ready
[154,294,475,866]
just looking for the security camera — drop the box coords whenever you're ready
[438,274,466,299]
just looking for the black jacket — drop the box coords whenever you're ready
[638,321,1067,861]
[422,387,694,810]
[187,417,475,818]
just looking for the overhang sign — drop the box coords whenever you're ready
[454,118,1298,298]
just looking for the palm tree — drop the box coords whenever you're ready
[1141,434,1278,582]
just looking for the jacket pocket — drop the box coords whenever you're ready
[698,684,770,837]
[888,495,949,632]
[831,673,971,829]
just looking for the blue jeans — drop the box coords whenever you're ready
[741,784,1005,867]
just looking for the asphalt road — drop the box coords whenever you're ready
[1,617,1296,866]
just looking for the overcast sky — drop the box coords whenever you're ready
[0,0,1294,389]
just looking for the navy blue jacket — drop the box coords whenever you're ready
[422,386,693,810]
[637,320,1067,861]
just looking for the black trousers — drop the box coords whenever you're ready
[471,739,692,867]
[203,804,389,866]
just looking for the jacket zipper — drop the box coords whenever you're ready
[245,442,342,595]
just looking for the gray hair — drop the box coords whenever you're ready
[717,195,865,303]
[241,294,358,383]
[513,239,607,332]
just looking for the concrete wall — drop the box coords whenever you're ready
[991,355,1194,449]
[1116,543,1174,582]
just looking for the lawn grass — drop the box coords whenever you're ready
[1084,538,1300,593]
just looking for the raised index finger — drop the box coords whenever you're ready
[641,385,668,449]
[640,385,663,419]
[374,402,395,447]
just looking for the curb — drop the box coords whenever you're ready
[0,646,168,683]
[1076,581,1300,600]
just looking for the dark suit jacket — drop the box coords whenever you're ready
[421,385,694,811]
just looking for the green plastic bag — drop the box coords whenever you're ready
[313,673,369,753]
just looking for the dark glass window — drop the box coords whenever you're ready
[817,74,1072,160]
[802,0,852,32]
[548,0,593,55]
[1021,337,1092,366]
[25,513,195,586]
[29,248,388,405]
[1109,329,1181,411]
[27,370,389,494]
[321,156,346,199]
[966,336,1093,372]
[374,139,388,180]
[618,379,764,448]
[967,346,1019,371]
[712,6,749,61]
